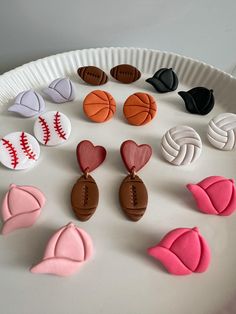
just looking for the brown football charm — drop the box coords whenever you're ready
[77,66,108,85]
[110,64,141,84]
[71,140,107,221]
[119,140,152,221]
[119,175,148,221]
[71,175,99,221]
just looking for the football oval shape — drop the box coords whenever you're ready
[110,64,141,84]
[71,175,99,221]
[119,175,148,221]
[77,66,108,85]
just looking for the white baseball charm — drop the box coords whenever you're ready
[207,112,236,151]
[0,132,40,170]
[161,125,202,166]
[34,111,71,146]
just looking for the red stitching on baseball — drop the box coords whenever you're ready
[53,111,67,140]
[1,138,19,169]
[38,116,50,145]
[20,132,36,160]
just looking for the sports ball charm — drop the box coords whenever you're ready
[207,112,236,150]
[110,64,141,84]
[71,140,107,221]
[119,140,152,221]
[0,132,40,170]
[77,66,108,85]
[123,92,157,126]
[34,111,71,146]
[161,125,202,166]
[83,90,116,123]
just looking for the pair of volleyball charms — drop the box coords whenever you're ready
[161,112,236,167]
[83,90,157,126]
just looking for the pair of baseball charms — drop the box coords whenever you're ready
[71,140,152,222]
[0,111,71,170]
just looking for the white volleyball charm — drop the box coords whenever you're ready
[43,78,75,103]
[34,111,71,146]
[207,113,236,151]
[0,132,40,170]
[161,125,202,166]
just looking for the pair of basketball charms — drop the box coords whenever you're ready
[83,90,157,126]
[71,140,152,222]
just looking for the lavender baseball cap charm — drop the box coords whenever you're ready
[43,78,75,103]
[8,90,45,117]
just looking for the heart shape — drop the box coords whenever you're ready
[76,140,106,173]
[120,140,152,173]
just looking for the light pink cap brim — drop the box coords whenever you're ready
[1,209,40,235]
[30,258,84,277]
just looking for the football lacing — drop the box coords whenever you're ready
[130,185,138,206]
[82,184,89,206]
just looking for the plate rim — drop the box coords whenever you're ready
[1,46,235,81]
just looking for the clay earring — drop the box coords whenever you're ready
[110,64,141,84]
[31,222,93,276]
[83,90,116,123]
[77,66,108,85]
[119,140,152,221]
[1,184,45,235]
[71,140,106,221]
[123,92,157,126]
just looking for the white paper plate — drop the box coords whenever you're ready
[0,47,236,314]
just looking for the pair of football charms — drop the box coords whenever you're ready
[71,140,152,222]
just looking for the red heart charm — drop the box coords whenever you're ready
[120,140,152,173]
[76,140,106,173]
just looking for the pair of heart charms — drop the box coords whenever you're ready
[71,140,152,222]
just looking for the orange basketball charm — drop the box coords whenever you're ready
[83,90,116,123]
[123,92,157,126]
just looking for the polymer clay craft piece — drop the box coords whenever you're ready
[1,184,45,235]
[43,78,75,103]
[83,90,116,123]
[148,227,211,275]
[123,92,157,126]
[31,222,93,276]
[161,125,202,166]
[187,176,236,216]
[0,131,40,170]
[146,68,178,93]
[207,112,236,150]
[34,111,71,146]
[119,140,152,221]
[71,140,106,221]
[110,64,141,84]
[77,66,108,85]
[178,87,214,115]
[8,90,45,117]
